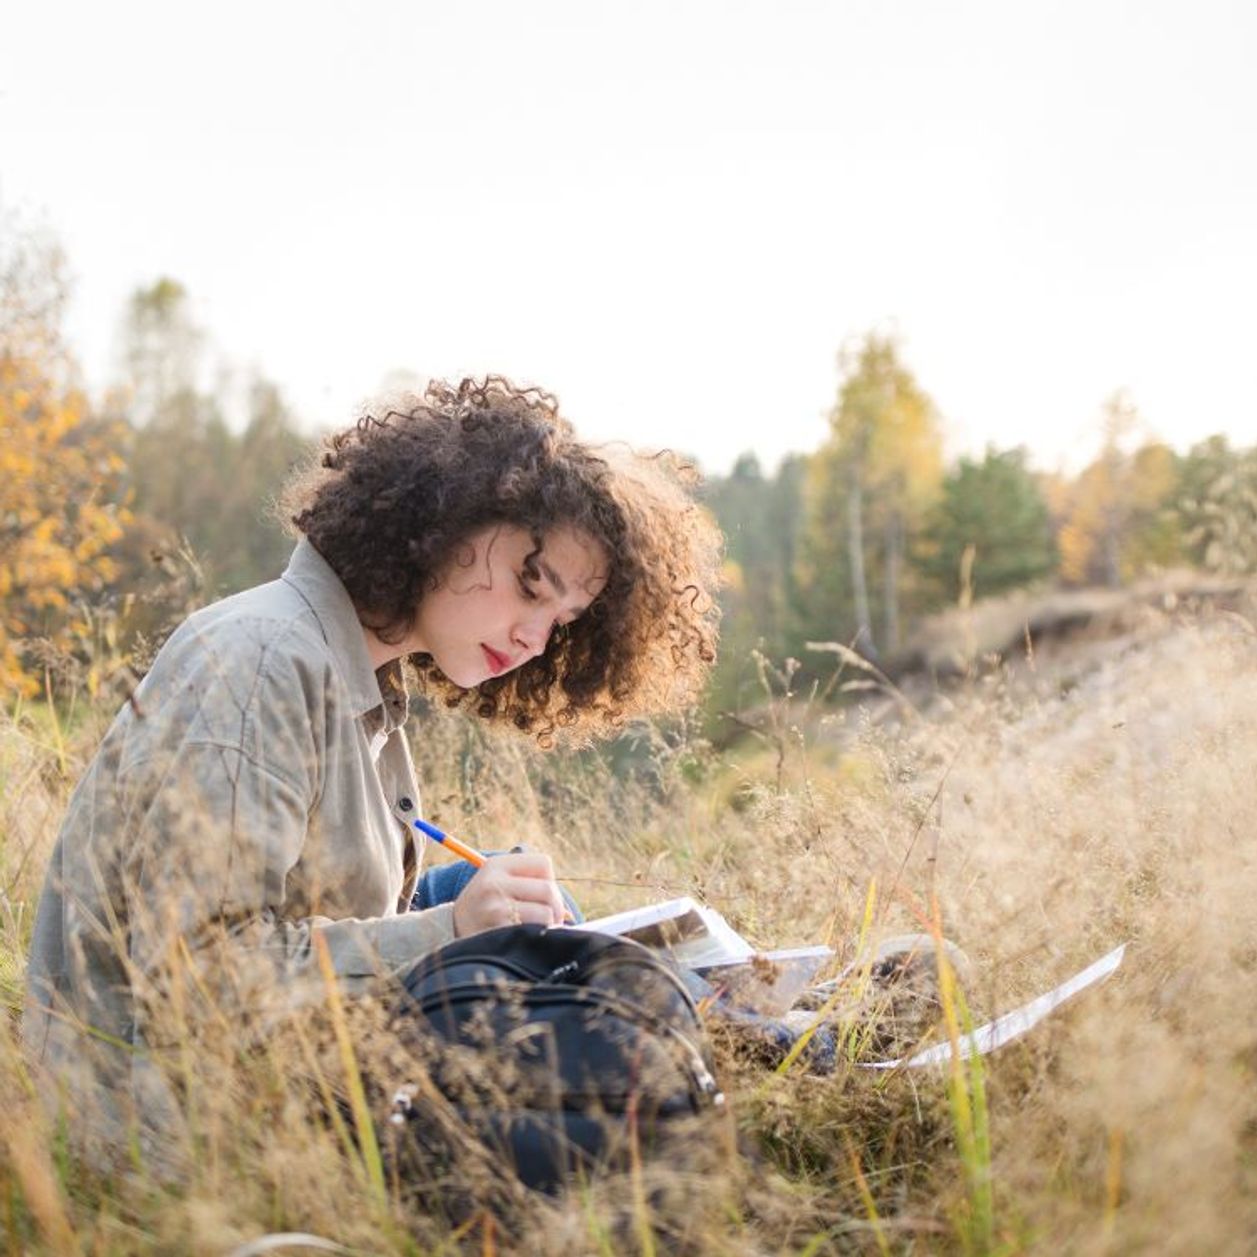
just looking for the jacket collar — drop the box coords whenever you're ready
[281,538,393,719]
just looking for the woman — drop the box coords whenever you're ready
[23,376,721,1159]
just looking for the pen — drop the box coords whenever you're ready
[412,817,574,923]
[413,816,487,867]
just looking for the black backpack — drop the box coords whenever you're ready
[385,924,726,1194]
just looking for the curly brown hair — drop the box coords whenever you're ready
[282,377,721,742]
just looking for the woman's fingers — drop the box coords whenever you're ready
[510,899,560,926]
[492,851,555,880]
[493,851,565,922]
[451,853,567,936]
[501,874,567,922]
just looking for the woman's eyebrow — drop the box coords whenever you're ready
[537,556,597,616]
[538,558,567,597]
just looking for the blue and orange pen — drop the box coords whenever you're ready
[412,816,491,868]
[412,817,574,923]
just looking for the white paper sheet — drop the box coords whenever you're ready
[862,943,1127,1070]
[577,896,705,941]
[576,896,757,967]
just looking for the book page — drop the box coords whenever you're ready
[577,897,756,967]
[862,943,1126,1070]
[671,904,756,967]
[576,897,707,948]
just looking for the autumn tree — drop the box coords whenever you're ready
[798,334,942,658]
[1056,394,1182,585]
[1121,441,1184,573]
[0,222,130,696]
[919,446,1056,601]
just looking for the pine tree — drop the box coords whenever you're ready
[919,447,1056,601]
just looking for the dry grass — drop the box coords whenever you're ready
[3,590,1257,1253]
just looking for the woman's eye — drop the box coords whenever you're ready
[517,574,538,601]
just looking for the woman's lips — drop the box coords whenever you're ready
[481,644,510,675]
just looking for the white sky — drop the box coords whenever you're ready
[2,0,1254,475]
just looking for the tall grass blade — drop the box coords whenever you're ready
[0,1069,79,1256]
[846,1138,892,1257]
[1102,1126,1124,1248]
[775,878,878,1075]
[313,932,387,1210]
[932,897,994,1253]
[626,1091,657,1257]
[41,670,68,779]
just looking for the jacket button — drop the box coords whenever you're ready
[398,796,414,812]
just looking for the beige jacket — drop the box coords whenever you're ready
[23,539,456,1147]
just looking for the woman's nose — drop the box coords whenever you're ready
[513,611,554,657]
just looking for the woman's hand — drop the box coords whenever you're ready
[451,851,568,937]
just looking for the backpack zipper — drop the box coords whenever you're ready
[410,947,703,1020]
[412,981,722,1109]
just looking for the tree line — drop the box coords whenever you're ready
[703,335,1257,714]
[3,222,1255,708]
[1,228,307,697]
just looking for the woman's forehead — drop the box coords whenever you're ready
[477,522,609,584]
[484,521,596,555]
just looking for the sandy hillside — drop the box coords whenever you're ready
[881,598,1257,1252]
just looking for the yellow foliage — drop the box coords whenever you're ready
[1057,522,1093,586]
[1130,443,1177,510]
[0,233,130,697]
[1056,415,1182,586]
[831,334,944,515]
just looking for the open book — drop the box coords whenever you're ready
[575,898,1126,1062]
[576,896,834,1013]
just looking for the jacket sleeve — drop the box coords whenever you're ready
[119,626,454,1025]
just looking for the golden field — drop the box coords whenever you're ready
[2,588,1255,1255]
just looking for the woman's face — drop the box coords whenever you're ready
[407,523,609,688]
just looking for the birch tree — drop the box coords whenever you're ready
[799,334,942,658]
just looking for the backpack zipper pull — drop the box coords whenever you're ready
[691,1054,724,1106]
[389,1085,416,1126]
[548,960,581,983]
